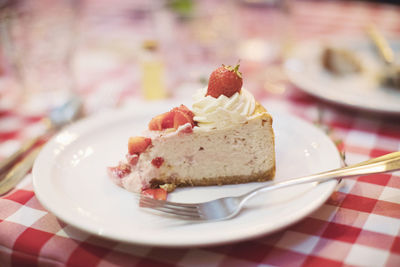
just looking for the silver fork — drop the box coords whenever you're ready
[139,151,400,221]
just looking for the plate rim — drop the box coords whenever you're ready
[33,103,342,247]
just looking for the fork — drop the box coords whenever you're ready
[139,151,400,221]
[366,24,400,88]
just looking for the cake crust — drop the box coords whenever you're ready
[149,165,275,189]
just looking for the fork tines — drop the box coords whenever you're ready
[138,195,203,220]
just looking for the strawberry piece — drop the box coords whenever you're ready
[173,109,192,129]
[178,123,193,134]
[148,105,195,131]
[172,105,194,129]
[161,111,175,129]
[126,153,139,165]
[151,157,164,168]
[148,111,174,131]
[176,104,194,119]
[128,136,152,155]
[108,163,131,179]
[141,188,167,200]
[206,64,243,98]
[148,113,164,131]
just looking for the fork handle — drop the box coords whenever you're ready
[0,136,40,177]
[0,126,52,177]
[366,24,394,65]
[0,145,43,196]
[242,151,400,202]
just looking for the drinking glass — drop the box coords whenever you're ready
[235,0,293,94]
[0,0,80,114]
[237,0,292,63]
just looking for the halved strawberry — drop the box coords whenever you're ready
[176,104,194,119]
[128,136,152,155]
[141,188,167,200]
[172,105,194,128]
[173,109,193,129]
[148,113,164,131]
[161,111,175,129]
[149,105,195,131]
[148,111,174,131]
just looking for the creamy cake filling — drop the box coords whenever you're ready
[120,116,274,193]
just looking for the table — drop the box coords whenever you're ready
[1,0,400,266]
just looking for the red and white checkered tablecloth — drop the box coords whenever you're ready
[1,0,400,266]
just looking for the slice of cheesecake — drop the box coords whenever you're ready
[108,64,275,199]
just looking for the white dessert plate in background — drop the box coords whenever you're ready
[33,101,341,247]
[284,38,400,115]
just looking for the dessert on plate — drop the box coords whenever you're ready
[108,64,276,200]
[321,47,362,76]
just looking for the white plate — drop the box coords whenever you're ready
[284,39,400,115]
[33,101,341,247]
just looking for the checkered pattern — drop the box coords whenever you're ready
[1,0,400,266]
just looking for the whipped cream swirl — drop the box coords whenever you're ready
[192,87,256,130]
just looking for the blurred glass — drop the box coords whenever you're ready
[183,0,239,65]
[237,0,292,63]
[234,0,292,95]
[0,0,80,114]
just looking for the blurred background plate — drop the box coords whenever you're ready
[284,38,400,115]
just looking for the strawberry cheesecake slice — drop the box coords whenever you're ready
[108,64,275,199]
